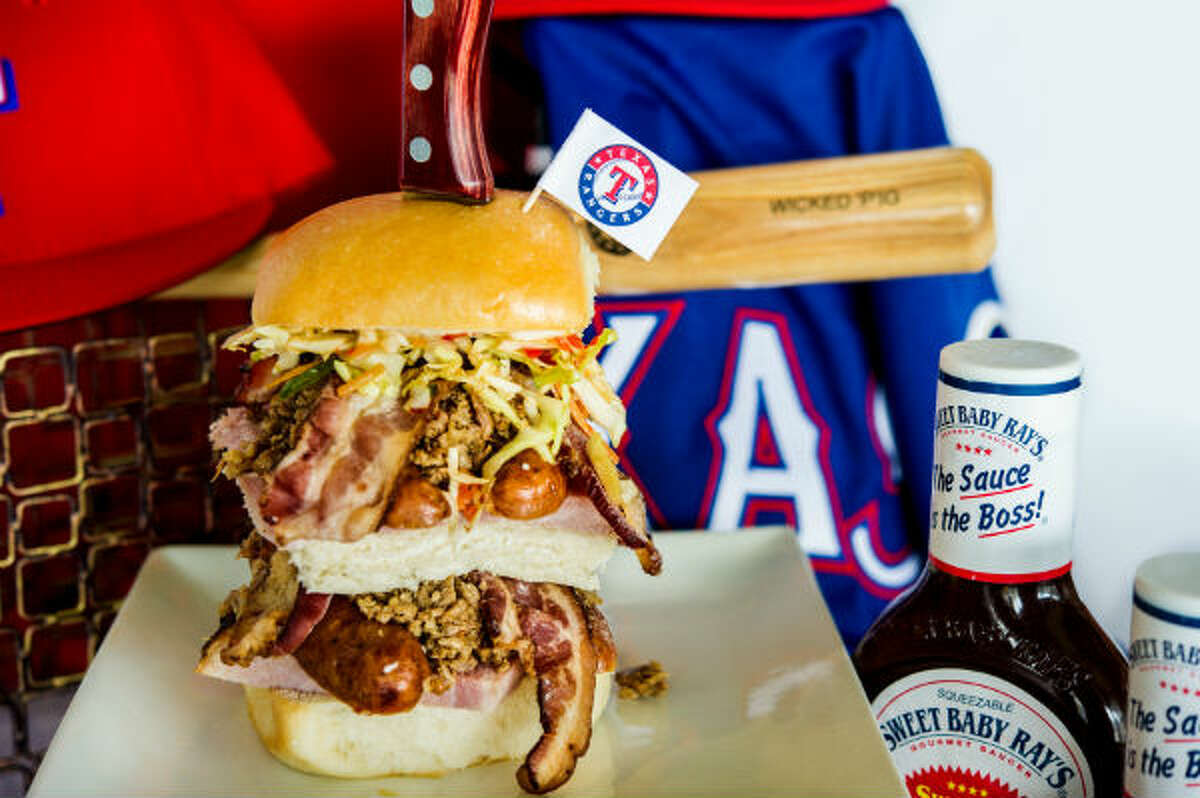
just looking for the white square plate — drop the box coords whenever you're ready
[30,527,902,797]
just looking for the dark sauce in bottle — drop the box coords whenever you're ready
[853,340,1126,797]
[855,566,1127,795]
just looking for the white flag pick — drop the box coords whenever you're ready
[524,108,698,260]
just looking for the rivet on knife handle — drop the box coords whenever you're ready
[399,0,494,202]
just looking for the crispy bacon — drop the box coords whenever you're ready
[577,592,617,675]
[272,588,331,655]
[318,406,419,539]
[509,580,597,795]
[561,425,661,575]
[235,355,278,404]
[473,571,524,648]
[259,390,346,523]
[259,395,418,542]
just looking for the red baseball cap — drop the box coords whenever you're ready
[0,0,332,331]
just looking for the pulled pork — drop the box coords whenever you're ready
[204,544,615,707]
[408,383,516,489]
[616,661,669,700]
[205,538,299,666]
[219,359,333,477]
[356,575,532,694]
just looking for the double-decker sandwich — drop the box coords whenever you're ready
[196,191,661,794]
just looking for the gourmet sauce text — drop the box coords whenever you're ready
[853,340,1127,798]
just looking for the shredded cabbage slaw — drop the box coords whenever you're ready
[223,326,626,507]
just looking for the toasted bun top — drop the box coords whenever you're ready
[251,191,596,335]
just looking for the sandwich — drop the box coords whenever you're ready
[196,191,661,794]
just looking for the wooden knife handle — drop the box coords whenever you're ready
[594,147,995,293]
[398,0,494,202]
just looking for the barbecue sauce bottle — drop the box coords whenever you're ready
[854,340,1126,797]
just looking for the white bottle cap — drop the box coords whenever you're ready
[1135,552,1200,621]
[929,339,1083,582]
[940,339,1082,388]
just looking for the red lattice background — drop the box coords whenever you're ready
[0,299,252,794]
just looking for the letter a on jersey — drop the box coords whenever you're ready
[700,310,840,558]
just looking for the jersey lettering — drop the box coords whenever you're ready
[965,299,1007,340]
[867,376,902,494]
[597,314,657,396]
[702,313,840,557]
[594,299,684,403]
[593,300,685,528]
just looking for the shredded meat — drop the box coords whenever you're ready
[201,541,298,666]
[217,359,333,478]
[616,661,669,700]
[408,383,515,489]
[248,365,333,474]
[356,575,532,694]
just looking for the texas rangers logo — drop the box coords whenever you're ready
[578,145,658,226]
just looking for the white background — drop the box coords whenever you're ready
[896,0,1200,645]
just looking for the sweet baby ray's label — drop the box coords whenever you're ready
[1125,594,1200,797]
[872,668,1093,798]
[928,373,1080,583]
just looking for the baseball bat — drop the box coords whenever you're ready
[589,146,994,293]
[157,146,993,300]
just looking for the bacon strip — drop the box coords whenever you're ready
[509,580,597,795]
[577,592,617,675]
[259,395,417,543]
[235,355,279,404]
[272,588,331,655]
[562,425,661,575]
[259,391,345,523]
[473,571,524,648]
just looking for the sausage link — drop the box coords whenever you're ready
[384,473,450,528]
[491,451,567,520]
[293,596,429,714]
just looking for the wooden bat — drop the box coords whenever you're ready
[158,145,993,299]
[591,145,993,293]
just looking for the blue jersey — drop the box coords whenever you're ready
[524,8,1006,647]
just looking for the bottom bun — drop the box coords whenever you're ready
[245,671,613,778]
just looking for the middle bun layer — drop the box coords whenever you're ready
[283,506,619,594]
